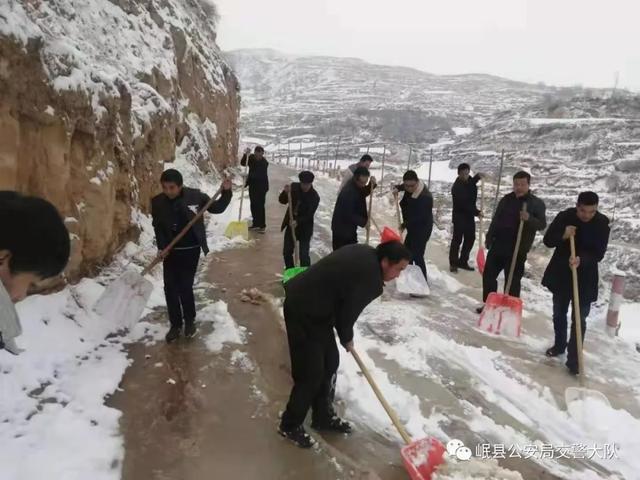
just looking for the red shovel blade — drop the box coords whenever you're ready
[478,293,522,337]
[401,437,446,480]
[476,247,486,274]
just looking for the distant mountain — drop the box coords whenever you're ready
[227,48,640,299]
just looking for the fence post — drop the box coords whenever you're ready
[607,273,626,337]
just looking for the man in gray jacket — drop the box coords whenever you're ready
[0,192,70,355]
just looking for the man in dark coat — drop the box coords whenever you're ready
[394,170,433,279]
[331,166,376,250]
[241,145,269,233]
[279,171,320,269]
[449,163,484,272]
[278,241,412,448]
[542,191,610,375]
[151,169,232,342]
[339,154,373,191]
[480,171,546,311]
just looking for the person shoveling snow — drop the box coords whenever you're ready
[278,241,412,448]
[0,192,70,355]
[541,191,610,375]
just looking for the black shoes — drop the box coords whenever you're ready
[566,362,579,376]
[545,346,565,357]
[278,425,315,448]
[450,265,458,273]
[165,326,181,343]
[458,262,474,271]
[475,305,484,314]
[184,322,197,338]
[312,416,353,434]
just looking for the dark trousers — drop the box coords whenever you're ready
[449,217,475,267]
[249,188,267,228]
[405,229,428,279]
[280,303,339,430]
[332,231,357,251]
[283,227,311,269]
[163,247,201,328]
[482,247,526,302]
[552,293,591,369]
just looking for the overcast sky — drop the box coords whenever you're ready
[214,0,640,91]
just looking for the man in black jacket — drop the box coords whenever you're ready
[278,241,412,448]
[394,170,433,279]
[279,171,321,269]
[331,166,376,250]
[480,171,546,311]
[151,169,232,342]
[542,192,610,375]
[449,163,484,272]
[241,145,269,233]
[339,154,373,191]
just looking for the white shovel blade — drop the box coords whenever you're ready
[93,268,154,329]
[566,386,611,410]
[396,265,430,297]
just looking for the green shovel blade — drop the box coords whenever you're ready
[282,266,308,284]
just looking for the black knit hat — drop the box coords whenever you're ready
[299,171,315,183]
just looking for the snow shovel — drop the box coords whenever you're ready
[476,179,486,274]
[396,265,430,297]
[565,235,610,413]
[224,158,249,240]
[478,203,526,337]
[94,187,224,329]
[282,185,307,284]
[349,347,446,479]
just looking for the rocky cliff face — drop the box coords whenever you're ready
[0,0,239,281]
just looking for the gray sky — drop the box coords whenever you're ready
[215,0,640,91]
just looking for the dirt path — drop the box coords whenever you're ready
[108,165,407,480]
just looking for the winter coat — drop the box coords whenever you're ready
[284,244,384,346]
[151,187,232,255]
[542,208,610,303]
[241,153,269,192]
[278,183,320,240]
[396,180,434,238]
[0,281,22,355]
[331,178,369,239]
[486,191,546,256]
[451,174,481,222]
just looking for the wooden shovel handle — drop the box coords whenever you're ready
[505,202,526,295]
[478,179,485,245]
[350,347,412,445]
[143,186,224,275]
[287,185,300,267]
[569,236,585,377]
[366,184,374,245]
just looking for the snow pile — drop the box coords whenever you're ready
[199,301,246,352]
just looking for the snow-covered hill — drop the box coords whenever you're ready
[227,48,640,299]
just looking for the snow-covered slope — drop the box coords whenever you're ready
[0,0,239,281]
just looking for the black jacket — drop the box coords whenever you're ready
[451,174,481,222]
[284,244,384,345]
[486,191,546,256]
[396,182,433,238]
[542,208,610,303]
[241,153,269,192]
[278,183,320,240]
[331,178,369,238]
[151,187,232,255]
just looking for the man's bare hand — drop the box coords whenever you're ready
[283,184,291,193]
[569,256,581,269]
[344,341,354,352]
[520,210,530,221]
[221,178,232,190]
[563,225,577,240]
